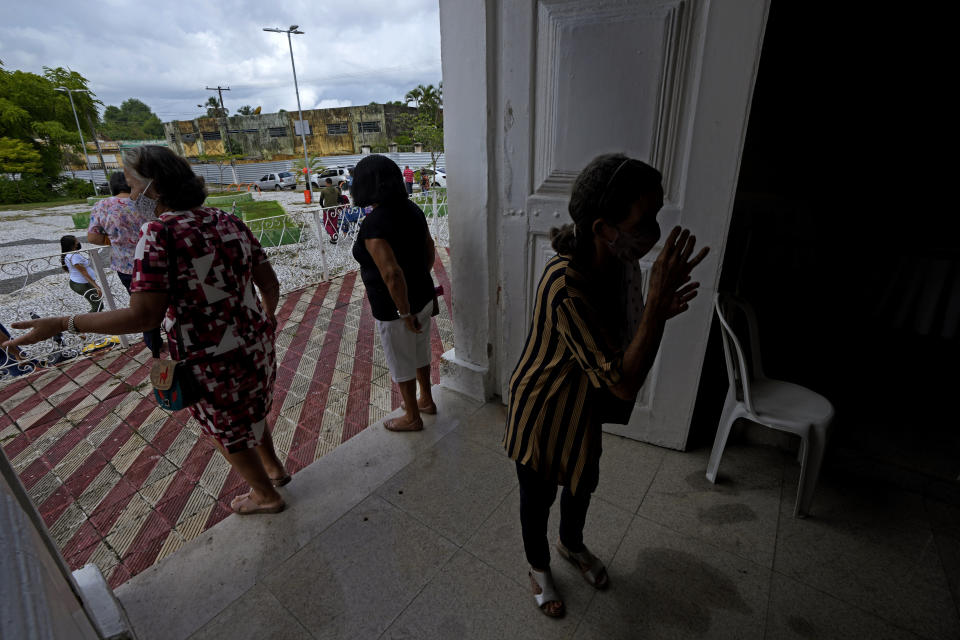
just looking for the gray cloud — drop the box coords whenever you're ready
[2,0,441,121]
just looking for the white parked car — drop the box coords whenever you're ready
[306,166,351,190]
[420,168,447,188]
[256,171,298,191]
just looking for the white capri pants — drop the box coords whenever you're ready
[376,301,433,383]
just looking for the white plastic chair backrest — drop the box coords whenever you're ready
[714,293,757,416]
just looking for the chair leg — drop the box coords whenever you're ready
[796,419,831,517]
[793,433,810,518]
[706,395,738,484]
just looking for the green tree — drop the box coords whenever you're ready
[0,137,45,201]
[397,111,444,177]
[202,96,227,118]
[236,105,255,115]
[0,65,98,185]
[291,155,325,186]
[403,85,424,107]
[100,98,165,139]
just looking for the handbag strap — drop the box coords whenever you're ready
[151,218,188,359]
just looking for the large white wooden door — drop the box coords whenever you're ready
[493,0,769,449]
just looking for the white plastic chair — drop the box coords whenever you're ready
[706,293,834,517]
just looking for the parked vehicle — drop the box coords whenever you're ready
[419,168,447,188]
[308,166,351,190]
[256,171,298,191]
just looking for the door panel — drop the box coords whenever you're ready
[495,0,769,448]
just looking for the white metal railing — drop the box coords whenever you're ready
[0,247,130,383]
[411,188,449,247]
[1,198,450,385]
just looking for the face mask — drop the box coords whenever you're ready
[133,180,158,217]
[608,224,660,263]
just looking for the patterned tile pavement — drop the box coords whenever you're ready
[0,249,455,589]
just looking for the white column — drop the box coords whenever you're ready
[437,0,498,401]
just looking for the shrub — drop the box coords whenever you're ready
[72,212,91,229]
[59,177,96,199]
[0,176,51,204]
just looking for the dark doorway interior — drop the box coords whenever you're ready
[690,1,958,503]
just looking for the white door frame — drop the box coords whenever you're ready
[440,0,769,450]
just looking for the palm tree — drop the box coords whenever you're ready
[404,86,424,108]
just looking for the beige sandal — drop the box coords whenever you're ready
[384,416,424,432]
[230,492,285,515]
[556,540,609,589]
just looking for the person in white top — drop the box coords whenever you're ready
[60,235,103,313]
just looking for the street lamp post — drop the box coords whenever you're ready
[56,87,97,196]
[263,25,313,203]
[264,25,327,280]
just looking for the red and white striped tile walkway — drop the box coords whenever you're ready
[0,250,455,588]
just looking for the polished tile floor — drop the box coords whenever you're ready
[115,392,960,640]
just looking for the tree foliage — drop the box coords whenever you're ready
[236,105,255,115]
[0,65,98,183]
[291,155,326,185]
[99,98,164,140]
[397,110,444,175]
[202,96,228,118]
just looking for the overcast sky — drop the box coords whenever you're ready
[3,0,441,122]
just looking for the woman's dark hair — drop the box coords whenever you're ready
[60,235,77,272]
[350,155,408,207]
[108,171,130,196]
[122,145,207,210]
[551,153,663,258]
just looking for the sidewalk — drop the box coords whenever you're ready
[114,388,960,640]
[0,251,455,588]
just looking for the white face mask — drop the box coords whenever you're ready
[133,179,158,217]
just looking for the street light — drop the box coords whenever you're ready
[56,87,98,196]
[263,25,312,203]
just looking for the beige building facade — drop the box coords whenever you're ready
[162,104,418,160]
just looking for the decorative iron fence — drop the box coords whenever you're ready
[0,247,130,383]
[0,195,450,385]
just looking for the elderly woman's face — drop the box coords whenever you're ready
[124,169,151,201]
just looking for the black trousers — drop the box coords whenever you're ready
[117,272,162,353]
[516,461,592,570]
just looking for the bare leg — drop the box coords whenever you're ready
[415,365,436,412]
[221,447,284,507]
[385,379,424,431]
[398,379,420,423]
[254,430,286,480]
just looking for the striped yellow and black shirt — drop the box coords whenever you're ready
[503,254,624,495]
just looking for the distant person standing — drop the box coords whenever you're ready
[402,165,415,195]
[60,235,104,313]
[87,171,161,350]
[420,172,430,193]
[320,178,340,208]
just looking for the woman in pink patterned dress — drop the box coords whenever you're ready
[5,145,289,515]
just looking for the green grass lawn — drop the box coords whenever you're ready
[0,198,88,212]
[420,202,448,218]
[233,201,302,247]
[72,212,91,229]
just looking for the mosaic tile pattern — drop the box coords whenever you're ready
[0,250,455,588]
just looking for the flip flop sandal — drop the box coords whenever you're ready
[384,417,424,432]
[556,540,609,590]
[529,568,565,618]
[230,492,285,515]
